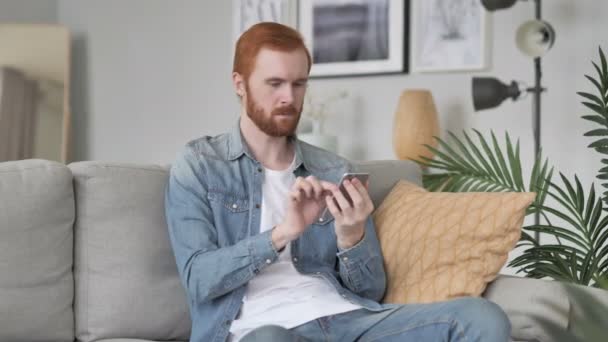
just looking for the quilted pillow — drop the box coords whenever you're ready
[373,180,535,304]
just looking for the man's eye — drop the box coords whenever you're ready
[269,82,281,87]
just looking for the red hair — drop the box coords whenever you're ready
[233,22,312,80]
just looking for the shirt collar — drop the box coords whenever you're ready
[226,118,307,171]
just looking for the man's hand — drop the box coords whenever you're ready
[325,177,374,249]
[272,176,338,250]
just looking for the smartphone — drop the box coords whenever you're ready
[317,172,370,223]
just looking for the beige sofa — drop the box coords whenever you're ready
[1,159,605,342]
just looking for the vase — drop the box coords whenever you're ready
[393,89,440,161]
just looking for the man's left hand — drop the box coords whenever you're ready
[325,177,374,249]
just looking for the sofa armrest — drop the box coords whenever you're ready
[483,275,570,342]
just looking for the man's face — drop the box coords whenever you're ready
[241,48,309,137]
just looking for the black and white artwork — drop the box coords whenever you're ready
[411,0,489,72]
[299,0,408,77]
[232,0,295,43]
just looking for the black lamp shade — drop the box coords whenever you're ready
[481,0,518,11]
[472,77,521,111]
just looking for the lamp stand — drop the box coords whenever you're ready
[531,0,544,243]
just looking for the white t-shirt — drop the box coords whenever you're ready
[229,156,361,340]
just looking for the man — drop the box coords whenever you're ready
[165,22,511,342]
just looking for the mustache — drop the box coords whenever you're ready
[272,105,299,116]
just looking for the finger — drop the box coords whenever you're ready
[306,176,325,198]
[343,179,365,208]
[353,178,371,201]
[295,177,314,198]
[319,180,339,193]
[332,183,352,213]
[325,194,342,219]
[290,189,304,202]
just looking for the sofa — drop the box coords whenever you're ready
[1,158,606,342]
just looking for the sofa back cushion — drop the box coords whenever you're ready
[70,162,190,342]
[352,159,422,207]
[0,159,75,342]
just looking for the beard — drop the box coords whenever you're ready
[245,86,302,137]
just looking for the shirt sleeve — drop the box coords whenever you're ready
[165,145,280,303]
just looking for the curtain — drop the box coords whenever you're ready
[0,67,38,162]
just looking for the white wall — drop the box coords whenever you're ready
[58,0,238,163]
[56,0,607,189]
[0,0,57,23]
[52,0,608,205]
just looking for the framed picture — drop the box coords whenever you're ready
[298,0,409,78]
[232,0,297,43]
[410,0,490,73]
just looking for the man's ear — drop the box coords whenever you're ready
[232,72,245,97]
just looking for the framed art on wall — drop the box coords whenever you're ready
[298,0,409,78]
[410,0,490,73]
[232,0,297,43]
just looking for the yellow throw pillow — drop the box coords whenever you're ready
[373,180,536,304]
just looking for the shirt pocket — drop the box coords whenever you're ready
[312,213,334,228]
[207,190,250,246]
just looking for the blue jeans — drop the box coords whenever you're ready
[239,297,511,342]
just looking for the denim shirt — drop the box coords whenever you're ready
[165,120,387,342]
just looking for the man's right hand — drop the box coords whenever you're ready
[271,176,338,250]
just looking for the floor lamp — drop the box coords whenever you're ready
[472,0,556,242]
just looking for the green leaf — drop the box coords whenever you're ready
[588,138,608,149]
[582,102,607,116]
[534,159,553,209]
[473,129,506,182]
[524,225,588,250]
[584,128,608,136]
[582,114,607,126]
[578,91,605,106]
[491,131,514,188]
[448,131,483,174]
[592,61,607,92]
[435,137,478,173]
[600,46,608,84]
[595,229,608,254]
[580,251,598,285]
[585,74,604,97]
[507,134,525,191]
[592,215,608,244]
[463,131,497,179]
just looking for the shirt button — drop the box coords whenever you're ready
[255,204,261,209]
[265,259,272,264]
[293,257,298,263]
[232,204,238,209]
[257,167,263,172]
[343,257,348,261]
[318,217,324,222]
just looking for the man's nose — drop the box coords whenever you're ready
[279,85,294,105]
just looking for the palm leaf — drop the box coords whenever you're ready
[417,130,550,206]
[508,175,608,286]
[581,47,608,207]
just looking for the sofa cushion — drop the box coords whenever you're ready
[96,340,187,342]
[352,159,422,208]
[0,159,75,342]
[70,162,190,342]
[483,275,570,341]
[374,180,535,304]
